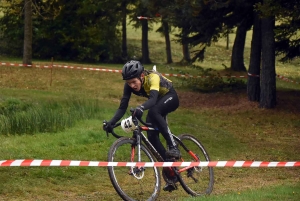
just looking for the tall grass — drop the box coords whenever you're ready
[0,97,104,134]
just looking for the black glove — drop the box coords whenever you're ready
[132,106,144,119]
[103,121,114,133]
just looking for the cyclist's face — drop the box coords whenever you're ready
[126,77,142,91]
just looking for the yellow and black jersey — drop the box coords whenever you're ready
[142,71,173,98]
[109,71,176,124]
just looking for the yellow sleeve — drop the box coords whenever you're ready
[149,73,160,91]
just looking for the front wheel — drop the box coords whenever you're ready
[177,134,214,196]
[107,137,161,201]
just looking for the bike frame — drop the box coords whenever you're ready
[132,124,201,174]
[105,115,214,198]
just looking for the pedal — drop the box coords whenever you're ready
[163,183,178,192]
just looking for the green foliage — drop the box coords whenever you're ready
[0,98,31,114]
[0,0,23,57]
[0,0,122,62]
[177,65,246,92]
[0,97,104,135]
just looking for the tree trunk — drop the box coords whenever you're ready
[260,16,276,108]
[247,12,261,102]
[226,30,229,50]
[230,19,250,71]
[141,20,151,64]
[182,27,191,63]
[121,1,128,61]
[23,0,32,65]
[162,16,172,64]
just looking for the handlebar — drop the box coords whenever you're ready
[103,108,153,139]
[130,107,152,127]
[103,120,122,138]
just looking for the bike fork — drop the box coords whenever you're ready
[136,133,141,162]
[129,134,146,179]
[130,133,143,170]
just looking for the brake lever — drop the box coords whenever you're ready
[130,107,141,126]
[103,120,109,137]
[129,107,152,127]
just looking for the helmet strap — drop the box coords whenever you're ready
[139,73,145,84]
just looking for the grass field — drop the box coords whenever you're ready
[0,22,300,201]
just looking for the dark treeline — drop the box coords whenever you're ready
[1,0,123,62]
[0,0,299,64]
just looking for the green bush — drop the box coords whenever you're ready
[0,98,32,115]
[177,65,246,92]
[0,97,103,135]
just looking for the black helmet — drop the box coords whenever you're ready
[122,60,144,80]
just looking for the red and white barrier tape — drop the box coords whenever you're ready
[247,72,260,77]
[137,16,153,20]
[137,14,161,20]
[276,74,300,85]
[1,159,300,167]
[1,62,299,84]
[0,62,253,79]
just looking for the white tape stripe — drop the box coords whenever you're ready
[126,162,137,166]
[285,162,295,167]
[30,160,43,166]
[144,162,155,167]
[10,159,25,166]
[216,161,227,167]
[199,162,209,166]
[268,162,279,167]
[108,162,118,166]
[233,161,245,167]
[88,161,100,166]
[50,160,62,166]
[181,162,192,167]
[250,161,262,167]
[70,161,81,166]
[162,162,173,167]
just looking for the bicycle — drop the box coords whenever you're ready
[103,110,214,201]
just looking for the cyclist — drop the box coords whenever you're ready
[103,60,180,159]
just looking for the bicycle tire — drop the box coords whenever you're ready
[107,137,161,201]
[177,134,214,196]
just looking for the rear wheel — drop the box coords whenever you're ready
[177,134,214,196]
[107,137,161,201]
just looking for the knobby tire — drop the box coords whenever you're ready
[107,137,161,201]
[177,134,214,196]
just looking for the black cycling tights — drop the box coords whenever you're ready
[146,88,179,160]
